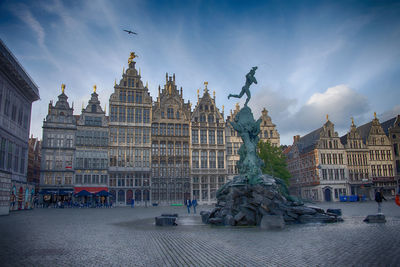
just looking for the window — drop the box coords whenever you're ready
[135,108,142,123]
[152,123,159,135]
[143,128,149,144]
[135,92,142,103]
[119,128,125,143]
[168,142,174,156]
[218,151,224,169]
[175,124,181,136]
[167,124,174,135]
[183,124,189,136]
[208,114,214,123]
[135,128,141,144]
[183,143,189,156]
[143,109,150,123]
[201,151,208,168]
[192,129,198,144]
[370,150,374,161]
[167,108,174,119]
[209,130,215,144]
[328,169,333,180]
[217,130,223,144]
[127,107,134,122]
[377,165,382,176]
[209,151,216,168]
[371,165,376,176]
[160,124,166,135]
[160,142,166,156]
[176,111,180,119]
[264,131,268,138]
[192,151,199,168]
[200,114,206,122]
[200,130,207,144]
[387,150,392,160]
[175,142,181,156]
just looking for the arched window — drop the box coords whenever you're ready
[208,114,214,123]
[176,111,180,119]
[200,114,206,122]
[264,131,268,138]
[91,104,96,113]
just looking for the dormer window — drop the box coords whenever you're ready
[200,114,206,122]
[208,114,214,123]
[91,104,96,113]
[210,106,214,111]
[167,108,174,119]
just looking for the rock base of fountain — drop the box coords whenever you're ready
[201,174,343,227]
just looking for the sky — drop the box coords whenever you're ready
[1,0,400,145]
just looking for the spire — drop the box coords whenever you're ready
[139,68,141,76]
[180,86,182,96]
[114,79,117,86]
[374,112,377,119]
[158,85,161,96]
[326,114,329,122]
[222,105,224,113]
[123,67,125,75]
[173,73,175,82]
[351,117,355,127]
[197,89,199,100]
[146,81,148,88]
[166,72,168,83]
[82,102,84,110]
[213,90,215,99]
[204,81,208,92]
[72,101,74,109]
[104,104,106,114]
[93,84,97,93]
[61,83,65,94]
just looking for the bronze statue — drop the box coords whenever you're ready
[228,66,258,106]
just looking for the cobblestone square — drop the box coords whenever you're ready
[1,201,400,266]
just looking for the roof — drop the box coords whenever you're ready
[0,39,40,101]
[381,117,396,135]
[296,127,323,153]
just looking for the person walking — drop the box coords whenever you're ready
[375,188,387,214]
[192,197,198,214]
[185,198,192,214]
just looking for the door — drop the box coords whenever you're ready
[324,188,332,202]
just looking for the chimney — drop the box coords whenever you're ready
[293,135,300,143]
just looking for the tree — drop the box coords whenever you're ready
[257,141,291,185]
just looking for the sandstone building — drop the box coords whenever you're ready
[151,74,191,204]
[108,53,152,206]
[74,86,109,196]
[0,39,39,214]
[191,83,226,204]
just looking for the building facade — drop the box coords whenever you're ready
[191,83,226,204]
[287,117,349,202]
[387,115,400,190]
[151,74,191,204]
[0,40,40,214]
[357,113,396,196]
[75,86,109,196]
[27,136,41,193]
[40,84,76,203]
[340,118,372,198]
[259,108,280,147]
[108,53,152,206]
[225,103,242,181]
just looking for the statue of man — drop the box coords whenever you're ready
[228,66,258,106]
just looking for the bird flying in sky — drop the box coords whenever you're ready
[123,29,137,35]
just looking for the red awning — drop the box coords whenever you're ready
[74,187,108,194]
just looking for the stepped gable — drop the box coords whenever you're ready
[152,73,191,122]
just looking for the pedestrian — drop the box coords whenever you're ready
[185,198,192,214]
[192,196,198,214]
[131,198,135,208]
[375,188,387,214]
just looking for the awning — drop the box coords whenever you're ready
[95,190,111,197]
[74,187,108,194]
[39,189,74,195]
[75,190,92,197]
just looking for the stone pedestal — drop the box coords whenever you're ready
[363,214,386,223]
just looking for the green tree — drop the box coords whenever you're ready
[257,141,291,185]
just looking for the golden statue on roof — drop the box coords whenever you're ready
[61,83,65,94]
[128,52,138,64]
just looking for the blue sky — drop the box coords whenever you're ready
[1,0,399,145]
